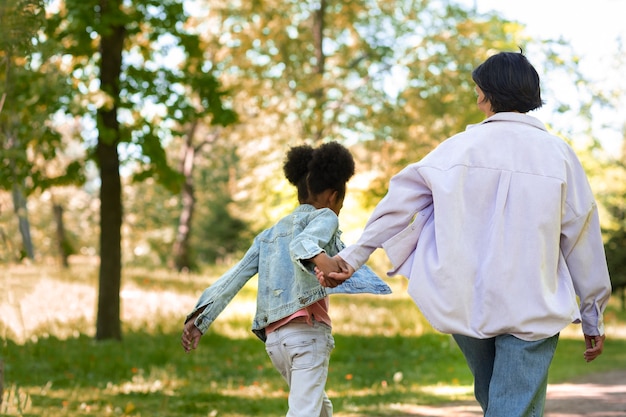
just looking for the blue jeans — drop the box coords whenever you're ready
[453,333,559,417]
[265,320,335,417]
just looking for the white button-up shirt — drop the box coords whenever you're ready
[340,112,611,341]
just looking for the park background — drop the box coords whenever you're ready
[1,0,626,415]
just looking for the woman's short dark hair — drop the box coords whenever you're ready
[472,51,544,113]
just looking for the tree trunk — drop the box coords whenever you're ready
[311,0,326,141]
[172,122,199,272]
[312,0,326,76]
[95,0,125,341]
[11,182,34,260]
[4,46,34,260]
[53,203,69,268]
[96,141,122,340]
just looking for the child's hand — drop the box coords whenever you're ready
[182,318,203,353]
[313,254,355,287]
[314,265,340,287]
[312,252,337,277]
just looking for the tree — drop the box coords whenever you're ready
[599,143,626,311]
[0,0,81,261]
[46,0,236,339]
[567,38,626,310]
[190,139,251,265]
[24,0,613,330]
[170,122,202,271]
[601,133,626,310]
[52,203,72,267]
[91,0,126,340]
[187,0,537,227]
[165,58,237,272]
[191,0,611,231]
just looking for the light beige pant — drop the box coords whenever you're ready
[265,320,335,417]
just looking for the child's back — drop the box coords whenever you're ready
[182,142,389,417]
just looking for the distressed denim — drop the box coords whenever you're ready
[187,204,390,341]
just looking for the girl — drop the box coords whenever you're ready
[181,141,389,417]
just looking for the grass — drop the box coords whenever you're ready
[2,260,626,416]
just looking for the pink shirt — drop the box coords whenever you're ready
[265,297,331,334]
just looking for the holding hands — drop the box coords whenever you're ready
[313,254,355,288]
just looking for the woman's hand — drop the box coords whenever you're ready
[583,334,605,362]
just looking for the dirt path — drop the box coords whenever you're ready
[390,370,626,417]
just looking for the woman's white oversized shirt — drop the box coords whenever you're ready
[340,112,611,341]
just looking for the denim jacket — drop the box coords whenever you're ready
[186,204,391,341]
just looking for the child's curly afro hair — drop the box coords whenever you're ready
[283,141,355,202]
[307,142,354,196]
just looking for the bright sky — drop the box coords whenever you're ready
[469,0,625,76]
[459,0,626,155]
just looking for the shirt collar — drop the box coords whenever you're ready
[467,112,547,132]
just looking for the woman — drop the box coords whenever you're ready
[319,52,611,417]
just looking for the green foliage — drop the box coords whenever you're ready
[196,0,584,218]
[593,151,626,305]
[190,143,254,265]
[193,195,251,265]
[122,178,180,265]
[605,204,626,308]
[120,143,253,268]
[2,0,621,271]
[0,0,84,195]
[606,229,626,286]
[43,0,237,194]
[0,0,45,57]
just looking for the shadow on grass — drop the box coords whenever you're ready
[2,330,626,416]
